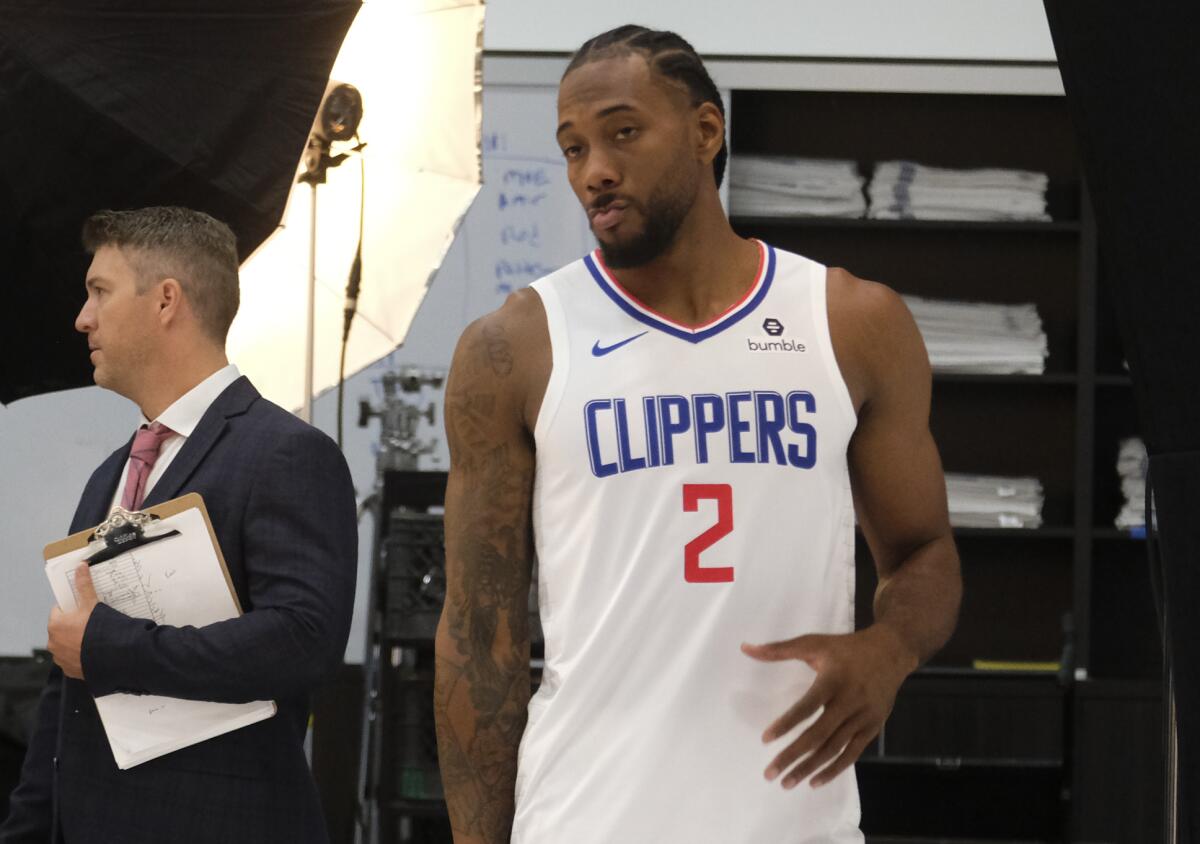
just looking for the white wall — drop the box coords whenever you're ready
[483,0,1057,62]
[0,388,138,655]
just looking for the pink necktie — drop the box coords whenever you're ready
[120,422,176,511]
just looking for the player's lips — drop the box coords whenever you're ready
[589,200,628,230]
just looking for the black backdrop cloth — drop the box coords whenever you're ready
[0,0,359,404]
[1045,3,1200,841]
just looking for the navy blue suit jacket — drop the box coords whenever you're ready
[0,377,357,844]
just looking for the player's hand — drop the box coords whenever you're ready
[741,624,917,789]
[47,563,100,680]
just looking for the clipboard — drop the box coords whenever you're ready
[44,493,276,769]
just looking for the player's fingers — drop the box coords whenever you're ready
[74,563,99,605]
[762,671,834,743]
[741,634,826,663]
[764,691,857,779]
[764,706,837,781]
[811,730,876,788]
[780,712,868,789]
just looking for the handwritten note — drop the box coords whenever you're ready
[458,86,594,322]
[68,544,176,624]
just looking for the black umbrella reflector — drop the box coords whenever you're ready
[0,0,361,404]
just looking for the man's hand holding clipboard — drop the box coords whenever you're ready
[46,562,100,679]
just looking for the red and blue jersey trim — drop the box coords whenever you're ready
[583,240,776,344]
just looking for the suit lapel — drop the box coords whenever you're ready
[73,442,133,531]
[142,377,259,507]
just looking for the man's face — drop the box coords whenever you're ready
[557,54,703,268]
[75,246,160,397]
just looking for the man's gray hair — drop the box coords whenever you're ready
[82,206,241,343]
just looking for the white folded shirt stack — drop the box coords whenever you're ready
[902,295,1048,375]
[1115,437,1153,531]
[729,155,866,218]
[867,160,1050,222]
[945,473,1045,529]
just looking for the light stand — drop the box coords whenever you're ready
[297,81,363,423]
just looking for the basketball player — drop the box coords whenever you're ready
[434,25,962,844]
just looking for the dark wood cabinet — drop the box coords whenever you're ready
[1072,681,1164,844]
[730,87,1165,842]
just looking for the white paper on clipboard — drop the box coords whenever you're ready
[44,502,275,769]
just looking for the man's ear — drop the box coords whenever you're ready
[695,101,726,168]
[156,277,185,326]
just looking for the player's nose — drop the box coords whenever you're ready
[584,147,621,194]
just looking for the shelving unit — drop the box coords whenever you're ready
[729,88,1162,842]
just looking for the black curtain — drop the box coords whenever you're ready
[0,0,359,404]
[1044,3,1200,841]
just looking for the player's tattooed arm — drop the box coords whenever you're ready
[435,313,534,844]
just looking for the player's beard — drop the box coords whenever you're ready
[595,173,697,269]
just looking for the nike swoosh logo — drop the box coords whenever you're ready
[592,331,648,357]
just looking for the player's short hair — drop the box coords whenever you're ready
[82,206,240,344]
[564,25,728,189]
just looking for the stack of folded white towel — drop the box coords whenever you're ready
[868,160,1050,222]
[1115,437,1153,533]
[729,155,866,218]
[945,473,1045,529]
[903,295,1049,375]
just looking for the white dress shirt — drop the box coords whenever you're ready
[108,364,242,514]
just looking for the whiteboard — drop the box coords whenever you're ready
[462,85,595,321]
[381,83,592,372]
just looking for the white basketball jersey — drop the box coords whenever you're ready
[516,241,863,844]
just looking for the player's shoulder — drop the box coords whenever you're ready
[450,286,551,429]
[826,266,910,326]
[459,286,547,356]
[826,266,928,409]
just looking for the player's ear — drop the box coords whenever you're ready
[695,102,725,168]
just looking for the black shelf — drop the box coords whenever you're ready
[953,526,1075,539]
[730,214,1082,234]
[1095,373,1133,386]
[934,372,1077,386]
[866,838,1050,844]
[859,755,1062,770]
[915,665,1062,680]
[862,526,1075,541]
[1092,527,1145,541]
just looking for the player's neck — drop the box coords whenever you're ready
[608,195,759,326]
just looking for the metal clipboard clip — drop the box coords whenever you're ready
[84,507,182,566]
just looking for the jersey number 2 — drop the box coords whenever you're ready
[682,483,734,583]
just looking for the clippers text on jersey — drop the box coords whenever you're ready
[584,389,818,478]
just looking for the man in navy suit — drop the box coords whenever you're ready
[0,207,358,843]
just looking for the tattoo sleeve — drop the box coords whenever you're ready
[435,318,534,844]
